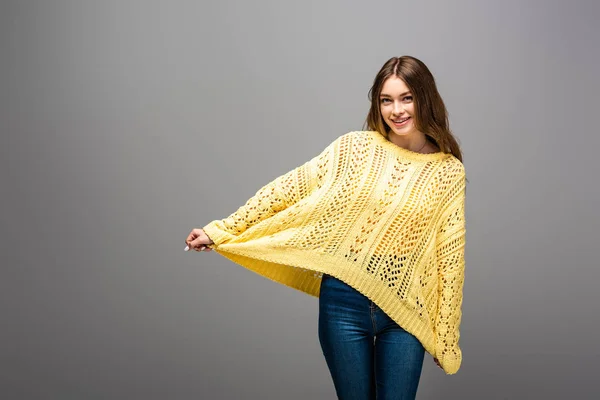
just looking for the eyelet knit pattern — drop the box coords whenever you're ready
[202,130,466,374]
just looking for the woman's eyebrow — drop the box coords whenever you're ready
[380,91,412,97]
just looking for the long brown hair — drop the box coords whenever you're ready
[363,56,463,163]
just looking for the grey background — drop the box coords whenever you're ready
[2,0,599,399]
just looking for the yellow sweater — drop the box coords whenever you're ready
[202,130,467,374]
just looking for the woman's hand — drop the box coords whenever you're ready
[185,228,214,252]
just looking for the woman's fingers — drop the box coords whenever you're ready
[185,229,213,252]
[189,237,202,250]
[185,232,198,245]
[189,236,212,251]
[185,229,202,246]
[195,245,212,252]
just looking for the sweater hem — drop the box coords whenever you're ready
[208,244,448,363]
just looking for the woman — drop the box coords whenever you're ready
[185,56,466,399]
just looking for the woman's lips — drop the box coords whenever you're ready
[392,117,410,127]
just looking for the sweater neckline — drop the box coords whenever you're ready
[365,130,449,162]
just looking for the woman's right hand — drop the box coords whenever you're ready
[185,228,214,252]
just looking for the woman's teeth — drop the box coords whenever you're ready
[392,117,410,126]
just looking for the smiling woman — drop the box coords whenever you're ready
[186,55,466,400]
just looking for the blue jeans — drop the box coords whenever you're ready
[318,274,425,400]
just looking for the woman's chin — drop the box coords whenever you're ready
[388,127,411,136]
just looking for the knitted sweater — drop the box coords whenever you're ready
[202,130,467,374]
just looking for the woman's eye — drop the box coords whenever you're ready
[403,96,413,102]
[381,98,391,103]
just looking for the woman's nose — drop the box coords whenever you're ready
[393,101,404,115]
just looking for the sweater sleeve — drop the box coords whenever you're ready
[434,166,466,375]
[201,133,344,247]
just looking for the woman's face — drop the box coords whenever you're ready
[379,76,420,138]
